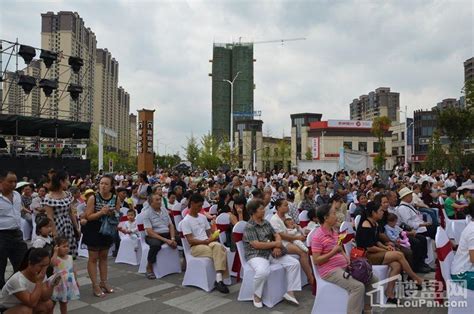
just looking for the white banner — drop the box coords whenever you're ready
[312,137,320,160]
[327,120,372,128]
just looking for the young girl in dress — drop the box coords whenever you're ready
[51,236,80,314]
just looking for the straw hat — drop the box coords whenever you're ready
[83,189,95,197]
[398,187,413,199]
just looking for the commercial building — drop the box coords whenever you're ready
[210,42,255,142]
[234,119,291,172]
[93,48,119,151]
[290,113,322,166]
[129,113,137,157]
[389,118,413,166]
[117,87,130,155]
[350,87,400,122]
[434,97,465,110]
[41,11,97,122]
[465,57,474,83]
[412,110,439,163]
[292,118,394,171]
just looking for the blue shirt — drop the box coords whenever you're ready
[0,191,22,230]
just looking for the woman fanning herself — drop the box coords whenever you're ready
[82,175,119,297]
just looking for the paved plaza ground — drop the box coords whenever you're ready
[3,255,451,314]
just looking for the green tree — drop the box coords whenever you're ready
[305,147,313,160]
[218,141,238,169]
[155,154,181,169]
[276,139,291,170]
[183,135,200,167]
[87,144,99,171]
[424,130,448,170]
[371,116,391,170]
[463,79,474,109]
[198,133,222,170]
[436,107,474,170]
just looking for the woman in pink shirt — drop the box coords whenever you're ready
[311,204,378,314]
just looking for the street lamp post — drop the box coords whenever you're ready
[223,71,240,153]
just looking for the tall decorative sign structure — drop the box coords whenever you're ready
[137,109,155,173]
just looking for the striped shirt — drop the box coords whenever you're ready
[311,225,348,278]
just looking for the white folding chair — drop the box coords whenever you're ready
[115,231,140,266]
[137,224,181,278]
[119,207,130,216]
[177,221,230,292]
[21,218,32,241]
[345,220,389,303]
[435,226,474,314]
[298,210,309,228]
[77,234,89,258]
[209,204,218,215]
[233,221,287,308]
[215,213,237,278]
[441,207,467,244]
[354,215,361,230]
[310,258,350,313]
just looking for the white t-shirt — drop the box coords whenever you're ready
[270,214,289,246]
[451,221,474,275]
[181,213,210,241]
[0,272,37,307]
[115,175,124,182]
[32,235,52,248]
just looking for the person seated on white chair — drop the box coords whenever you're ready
[181,193,229,294]
[118,209,139,250]
[450,202,474,290]
[270,199,314,287]
[312,204,379,314]
[243,199,301,308]
[143,194,177,280]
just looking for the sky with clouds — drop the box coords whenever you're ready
[1,0,472,156]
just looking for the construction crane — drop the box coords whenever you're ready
[237,37,306,45]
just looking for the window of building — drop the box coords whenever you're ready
[401,146,405,155]
[392,148,398,156]
[358,142,367,152]
[373,142,381,153]
[392,133,398,141]
[343,141,352,150]
[401,131,405,141]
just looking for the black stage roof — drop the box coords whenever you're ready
[0,114,91,139]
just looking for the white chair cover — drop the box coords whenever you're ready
[233,221,287,308]
[435,226,474,314]
[20,218,32,241]
[177,221,230,292]
[441,207,467,244]
[116,232,140,266]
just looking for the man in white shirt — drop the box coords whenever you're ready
[450,204,474,289]
[397,187,436,239]
[444,173,457,189]
[181,193,229,293]
[0,171,28,288]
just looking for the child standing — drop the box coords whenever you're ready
[51,236,80,314]
[32,217,54,253]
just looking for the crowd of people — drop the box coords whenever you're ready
[0,166,473,313]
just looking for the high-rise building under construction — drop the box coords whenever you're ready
[210,42,254,142]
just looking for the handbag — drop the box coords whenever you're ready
[99,214,119,237]
[344,257,373,285]
[98,195,119,237]
[350,246,366,260]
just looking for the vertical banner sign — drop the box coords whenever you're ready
[138,122,143,153]
[312,137,320,160]
[146,121,153,154]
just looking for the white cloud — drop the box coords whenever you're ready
[1,0,472,155]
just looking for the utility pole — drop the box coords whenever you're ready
[223,71,240,153]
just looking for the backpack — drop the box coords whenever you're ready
[344,257,373,285]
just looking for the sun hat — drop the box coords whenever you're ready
[398,187,413,199]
